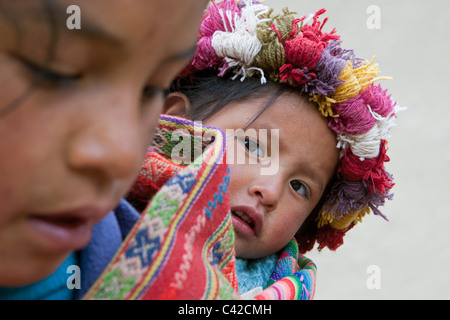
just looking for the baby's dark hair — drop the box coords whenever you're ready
[169,70,284,125]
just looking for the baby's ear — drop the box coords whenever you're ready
[163,92,191,116]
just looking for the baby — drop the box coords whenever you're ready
[127,0,399,299]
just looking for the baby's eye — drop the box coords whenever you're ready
[290,180,310,200]
[244,137,265,158]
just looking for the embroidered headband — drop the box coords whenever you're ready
[177,0,400,251]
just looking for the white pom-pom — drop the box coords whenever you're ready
[211,0,270,83]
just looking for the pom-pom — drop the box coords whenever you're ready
[339,140,394,195]
[316,223,355,251]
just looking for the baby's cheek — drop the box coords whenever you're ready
[275,210,306,241]
[226,163,246,195]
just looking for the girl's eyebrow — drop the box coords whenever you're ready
[30,0,121,45]
[42,0,197,62]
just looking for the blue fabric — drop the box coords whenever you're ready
[0,252,78,300]
[235,253,279,295]
[76,199,140,299]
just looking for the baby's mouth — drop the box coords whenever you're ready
[231,210,255,229]
[230,205,263,237]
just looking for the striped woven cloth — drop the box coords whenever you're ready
[257,239,316,300]
[83,115,316,300]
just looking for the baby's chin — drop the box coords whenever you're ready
[234,239,278,260]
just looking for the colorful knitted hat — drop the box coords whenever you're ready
[177,0,400,252]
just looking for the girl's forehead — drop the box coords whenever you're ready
[3,0,203,55]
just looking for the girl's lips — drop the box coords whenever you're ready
[26,208,105,252]
[230,205,263,237]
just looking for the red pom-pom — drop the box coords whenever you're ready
[339,140,394,195]
[272,9,340,87]
[316,223,355,251]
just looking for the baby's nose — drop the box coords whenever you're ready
[248,174,284,210]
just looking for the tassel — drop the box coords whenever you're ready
[339,140,395,195]
[332,57,387,104]
[275,8,339,88]
[316,223,355,251]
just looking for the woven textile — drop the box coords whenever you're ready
[83,115,316,300]
[257,239,316,300]
[83,115,238,299]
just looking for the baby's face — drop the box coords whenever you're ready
[204,92,339,259]
[0,0,207,286]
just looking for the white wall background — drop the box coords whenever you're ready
[264,0,450,300]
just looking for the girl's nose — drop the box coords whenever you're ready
[65,90,159,185]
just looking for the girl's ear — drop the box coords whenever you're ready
[163,92,191,116]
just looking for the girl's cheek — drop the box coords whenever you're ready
[0,54,30,109]
[0,54,55,123]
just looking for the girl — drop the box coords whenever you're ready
[0,0,208,299]
[90,0,400,300]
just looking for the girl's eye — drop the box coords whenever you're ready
[244,137,265,158]
[23,59,81,85]
[290,180,310,200]
[142,85,165,101]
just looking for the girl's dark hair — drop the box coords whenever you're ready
[171,71,336,254]
[0,0,60,117]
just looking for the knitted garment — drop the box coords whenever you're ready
[236,254,279,295]
[257,239,316,300]
[83,115,316,300]
[236,239,316,300]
